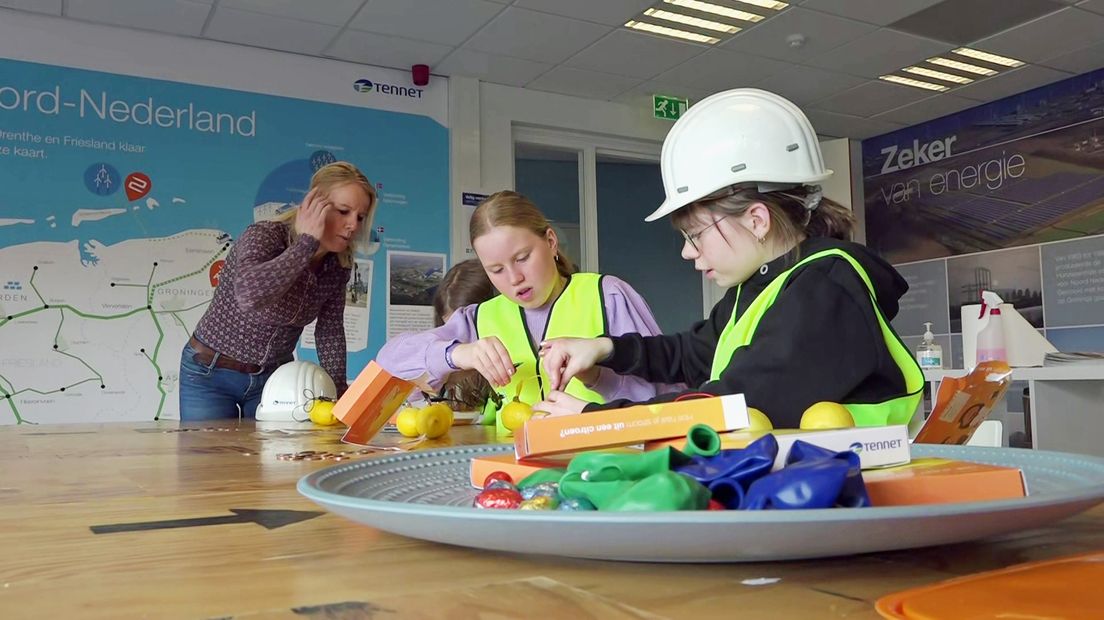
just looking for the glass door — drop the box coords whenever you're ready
[595,150,703,333]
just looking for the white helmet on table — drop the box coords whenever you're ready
[648,88,833,222]
[255,360,336,422]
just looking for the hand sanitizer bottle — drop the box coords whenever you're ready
[916,322,943,369]
[976,291,1007,364]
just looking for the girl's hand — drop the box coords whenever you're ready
[533,391,588,416]
[450,337,515,387]
[539,337,613,391]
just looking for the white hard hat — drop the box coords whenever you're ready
[648,88,833,222]
[255,360,336,422]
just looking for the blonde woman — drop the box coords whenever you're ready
[180,162,376,420]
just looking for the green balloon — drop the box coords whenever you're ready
[603,472,711,512]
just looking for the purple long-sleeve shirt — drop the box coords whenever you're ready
[377,274,679,402]
[193,220,350,394]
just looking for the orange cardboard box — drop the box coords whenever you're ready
[469,448,640,489]
[514,393,749,459]
[335,361,416,446]
[863,457,1026,506]
[914,360,1012,445]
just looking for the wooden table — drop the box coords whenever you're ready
[2,421,1102,619]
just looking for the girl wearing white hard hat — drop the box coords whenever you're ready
[536,88,923,429]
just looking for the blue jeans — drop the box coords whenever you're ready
[178,341,276,421]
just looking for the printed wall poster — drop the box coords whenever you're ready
[301,259,373,353]
[0,57,449,424]
[386,251,446,339]
[863,68,1104,264]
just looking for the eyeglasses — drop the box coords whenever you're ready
[680,215,730,252]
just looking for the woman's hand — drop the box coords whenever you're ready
[533,391,588,416]
[539,337,613,391]
[295,187,331,240]
[450,337,515,387]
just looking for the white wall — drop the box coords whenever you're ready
[0,10,446,124]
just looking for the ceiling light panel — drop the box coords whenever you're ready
[663,0,764,23]
[902,66,973,85]
[952,47,1025,68]
[879,75,949,92]
[927,57,998,77]
[645,8,741,33]
[626,0,789,46]
[625,19,721,44]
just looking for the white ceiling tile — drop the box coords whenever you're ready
[328,30,454,70]
[1078,0,1104,14]
[871,93,980,126]
[972,7,1104,64]
[205,7,339,56]
[1040,39,1104,74]
[526,66,643,100]
[723,8,877,63]
[513,0,654,26]
[66,0,211,37]
[798,0,945,26]
[805,28,950,78]
[952,64,1073,101]
[565,30,706,80]
[814,80,934,117]
[434,49,553,87]
[753,65,868,106]
[654,48,792,92]
[349,0,505,46]
[804,108,905,139]
[464,7,611,64]
[219,0,360,26]
[1,0,62,14]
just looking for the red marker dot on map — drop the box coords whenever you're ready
[125,172,152,201]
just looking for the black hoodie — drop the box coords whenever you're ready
[590,236,913,429]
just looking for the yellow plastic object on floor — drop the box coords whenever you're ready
[876,551,1104,619]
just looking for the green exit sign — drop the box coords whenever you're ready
[653,95,689,121]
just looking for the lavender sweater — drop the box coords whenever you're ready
[377,275,679,402]
[193,221,349,394]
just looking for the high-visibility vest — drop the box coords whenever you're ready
[709,249,923,426]
[476,273,608,434]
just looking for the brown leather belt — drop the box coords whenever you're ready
[188,336,263,374]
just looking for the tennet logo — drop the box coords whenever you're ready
[849,441,864,454]
[352,78,424,99]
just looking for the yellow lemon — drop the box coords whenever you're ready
[500,399,535,433]
[416,403,453,439]
[746,407,773,431]
[308,400,339,426]
[396,406,421,438]
[800,401,855,430]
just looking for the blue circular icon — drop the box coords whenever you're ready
[353,79,373,93]
[849,441,864,453]
[310,150,337,171]
[84,162,120,196]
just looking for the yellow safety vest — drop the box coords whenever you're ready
[476,273,608,435]
[709,249,923,427]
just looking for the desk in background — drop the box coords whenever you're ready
[924,366,1104,456]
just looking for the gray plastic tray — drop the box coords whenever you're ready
[298,444,1104,562]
